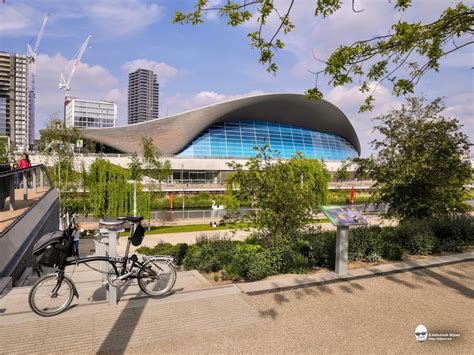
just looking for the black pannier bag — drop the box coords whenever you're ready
[33,229,74,269]
[131,223,145,246]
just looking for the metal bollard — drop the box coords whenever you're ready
[98,219,124,306]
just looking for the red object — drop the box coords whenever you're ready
[170,193,174,209]
[18,159,31,169]
[350,185,355,205]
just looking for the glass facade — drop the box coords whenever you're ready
[177,120,358,160]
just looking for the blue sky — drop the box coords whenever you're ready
[0,0,472,156]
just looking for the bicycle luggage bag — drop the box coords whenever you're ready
[36,244,61,267]
[33,230,74,268]
[131,223,145,246]
[33,231,65,255]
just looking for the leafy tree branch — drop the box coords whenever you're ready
[174,1,474,111]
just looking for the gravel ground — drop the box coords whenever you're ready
[126,261,473,354]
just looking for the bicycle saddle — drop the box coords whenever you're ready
[118,216,144,223]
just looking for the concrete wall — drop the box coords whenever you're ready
[31,155,348,173]
[0,189,59,283]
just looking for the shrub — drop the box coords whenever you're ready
[183,235,236,272]
[247,251,275,281]
[136,242,189,265]
[224,243,263,280]
[382,243,404,261]
[428,215,474,252]
[349,226,385,262]
[172,243,189,265]
[407,232,436,256]
[297,230,336,268]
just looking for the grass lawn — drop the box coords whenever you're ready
[119,223,246,236]
[118,218,330,236]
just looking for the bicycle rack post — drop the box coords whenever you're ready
[98,219,124,306]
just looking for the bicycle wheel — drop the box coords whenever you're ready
[28,274,74,316]
[138,258,177,296]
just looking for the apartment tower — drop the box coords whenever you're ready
[0,52,29,151]
[128,68,159,124]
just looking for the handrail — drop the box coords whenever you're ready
[0,164,47,178]
[0,164,54,233]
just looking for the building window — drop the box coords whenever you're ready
[177,120,358,160]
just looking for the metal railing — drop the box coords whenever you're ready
[0,164,52,212]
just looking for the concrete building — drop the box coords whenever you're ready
[65,98,117,129]
[0,96,7,137]
[128,69,159,124]
[0,52,29,151]
[81,94,360,184]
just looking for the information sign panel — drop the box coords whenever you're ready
[320,205,368,226]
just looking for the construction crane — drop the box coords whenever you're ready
[26,13,48,149]
[59,35,91,106]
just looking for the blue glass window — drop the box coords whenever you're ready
[177,120,358,160]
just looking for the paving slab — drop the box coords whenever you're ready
[236,251,474,294]
[0,291,260,353]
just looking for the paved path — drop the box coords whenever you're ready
[128,261,474,354]
[0,253,472,353]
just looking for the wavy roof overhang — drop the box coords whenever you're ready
[80,93,361,156]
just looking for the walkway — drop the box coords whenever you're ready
[0,254,472,353]
[0,187,49,232]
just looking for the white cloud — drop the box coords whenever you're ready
[0,3,38,35]
[83,0,163,36]
[444,93,474,143]
[203,0,224,20]
[35,53,119,134]
[325,82,402,156]
[122,59,178,83]
[163,90,267,116]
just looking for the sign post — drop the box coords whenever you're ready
[320,206,368,276]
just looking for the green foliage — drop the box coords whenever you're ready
[137,242,189,265]
[400,215,474,253]
[227,145,329,241]
[175,1,473,111]
[0,137,15,164]
[141,137,172,183]
[361,97,472,220]
[128,153,143,181]
[246,251,275,281]
[85,158,150,218]
[349,226,385,262]
[223,243,264,281]
[407,232,436,256]
[183,235,236,272]
[143,215,473,281]
[335,161,350,181]
[328,190,371,205]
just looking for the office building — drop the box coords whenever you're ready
[0,52,29,151]
[65,98,117,128]
[128,68,159,124]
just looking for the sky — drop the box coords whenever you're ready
[0,0,472,157]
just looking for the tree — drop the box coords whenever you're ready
[86,158,150,218]
[227,145,330,242]
[0,137,16,165]
[358,96,471,220]
[141,137,172,185]
[335,161,350,181]
[38,117,82,208]
[174,1,473,111]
